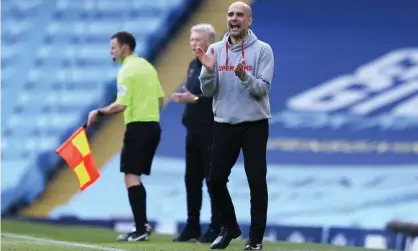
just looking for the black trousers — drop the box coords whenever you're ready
[208,119,269,242]
[185,130,221,230]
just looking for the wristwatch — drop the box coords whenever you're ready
[194,96,199,102]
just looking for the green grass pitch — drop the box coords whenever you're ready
[1,219,393,251]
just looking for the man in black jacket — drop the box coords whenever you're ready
[171,23,221,243]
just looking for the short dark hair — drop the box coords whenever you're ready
[111,31,136,51]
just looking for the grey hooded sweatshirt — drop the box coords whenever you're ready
[199,30,275,125]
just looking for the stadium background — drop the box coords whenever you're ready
[1,0,417,250]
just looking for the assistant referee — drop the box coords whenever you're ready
[87,31,164,242]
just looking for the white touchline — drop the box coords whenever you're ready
[2,233,128,251]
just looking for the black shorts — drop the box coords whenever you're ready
[120,121,161,176]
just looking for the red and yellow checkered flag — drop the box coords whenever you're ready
[56,126,100,191]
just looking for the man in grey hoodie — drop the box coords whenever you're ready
[195,1,274,250]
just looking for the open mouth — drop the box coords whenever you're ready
[230,24,240,30]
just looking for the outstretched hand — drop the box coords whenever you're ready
[195,47,216,72]
[171,86,198,104]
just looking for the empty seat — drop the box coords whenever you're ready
[1,136,34,160]
[4,113,84,142]
[64,44,113,59]
[131,0,184,9]
[52,9,91,21]
[2,20,33,37]
[16,90,102,107]
[23,80,102,91]
[1,67,18,86]
[2,43,23,59]
[123,18,164,35]
[36,43,112,63]
[1,160,32,190]
[1,0,190,216]
[14,0,43,11]
[24,135,60,152]
[26,66,117,84]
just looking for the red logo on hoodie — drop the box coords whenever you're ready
[218,40,253,72]
[218,65,253,71]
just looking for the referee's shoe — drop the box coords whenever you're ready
[244,239,263,250]
[116,223,152,242]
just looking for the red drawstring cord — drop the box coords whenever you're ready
[225,40,245,66]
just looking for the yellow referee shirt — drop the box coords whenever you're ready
[115,54,164,124]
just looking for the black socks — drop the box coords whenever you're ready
[128,184,147,233]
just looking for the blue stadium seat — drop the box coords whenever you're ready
[1,0,193,214]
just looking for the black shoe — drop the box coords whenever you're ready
[210,226,242,249]
[197,227,219,243]
[116,224,152,241]
[145,223,153,236]
[172,225,201,242]
[244,239,263,250]
[126,231,148,242]
[116,226,135,241]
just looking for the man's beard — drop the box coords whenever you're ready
[230,29,247,40]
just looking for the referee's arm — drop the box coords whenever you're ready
[87,87,128,126]
[97,102,126,116]
[157,80,165,112]
[92,79,131,118]
[158,97,164,112]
